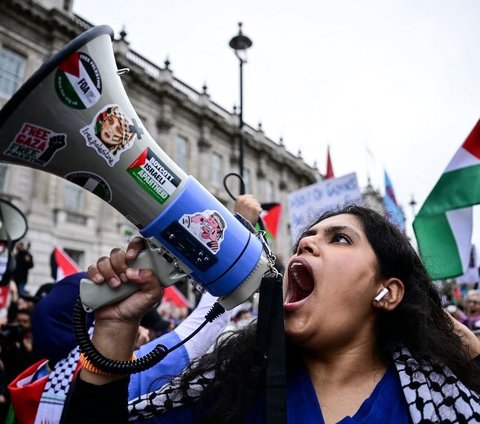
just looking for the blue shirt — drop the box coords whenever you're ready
[287,363,410,424]
[145,362,411,423]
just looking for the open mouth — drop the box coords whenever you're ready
[284,258,314,307]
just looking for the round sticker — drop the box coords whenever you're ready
[55,52,102,109]
[65,172,112,202]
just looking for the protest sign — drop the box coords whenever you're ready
[287,173,362,242]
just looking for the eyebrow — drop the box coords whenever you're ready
[298,224,361,241]
[324,225,360,238]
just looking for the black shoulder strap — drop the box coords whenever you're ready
[244,273,286,423]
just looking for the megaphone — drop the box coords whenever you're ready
[0,25,270,310]
[0,198,28,285]
[0,198,28,243]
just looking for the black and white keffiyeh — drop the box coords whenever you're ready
[394,348,480,423]
[128,347,480,423]
[35,347,81,423]
[128,370,214,421]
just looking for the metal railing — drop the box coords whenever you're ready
[114,45,316,174]
[126,50,161,78]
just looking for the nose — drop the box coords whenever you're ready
[296,235,319,255]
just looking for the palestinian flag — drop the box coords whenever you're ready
[258,203,282,239]
[51,247,80,281]
[162,286,191,308]
[413,119,480,280]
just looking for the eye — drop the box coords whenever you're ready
[331,233,351,244]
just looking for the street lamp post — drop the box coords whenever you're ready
[229,22,252,195]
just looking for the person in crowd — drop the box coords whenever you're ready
[463,290,480,330]
[0,279,18,327]
[223,301,254,333]
[6,194,263,424]
[63,204,480,423]
[12,241,34,295]
[451,289,480,330]
[17,292,39,315]
[1,307,35,386]
[8,274,235,424]
[140,307,174,341]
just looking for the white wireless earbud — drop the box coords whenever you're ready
[374,287,389,302]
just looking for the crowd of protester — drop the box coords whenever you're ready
[0,239,261,422]
[441,279,480,334]
[1,216,480,422]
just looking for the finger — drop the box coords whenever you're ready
[87,264,105,284]
[109,247,128,282]
[126,236,146,261]
[97,255,122,288]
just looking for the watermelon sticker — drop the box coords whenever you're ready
[55,52,102,109]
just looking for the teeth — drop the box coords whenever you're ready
[290,262,308,290]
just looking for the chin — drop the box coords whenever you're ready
[284,313,310,338]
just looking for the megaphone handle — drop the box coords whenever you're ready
[79,245,189,312]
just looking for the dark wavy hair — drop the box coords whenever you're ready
[163,205,480,423]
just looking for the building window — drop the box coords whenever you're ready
[65,212,87,225]
[0,164,8,191]
[64,183,84,211]
[175,136,189,171]
[64,248,83,268]
[212,153,223,187]
[265,180,275,202]
[0,48,26,97]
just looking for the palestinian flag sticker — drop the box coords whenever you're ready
[55,52,102,109]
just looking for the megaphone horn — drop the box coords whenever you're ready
[0,25,269,310]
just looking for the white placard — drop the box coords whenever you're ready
[287,173,362,242]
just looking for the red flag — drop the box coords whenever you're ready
[325,145,334,179]
[162,286,191,308]
[52,247,80,281]
[260,203,282,239]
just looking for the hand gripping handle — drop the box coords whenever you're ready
[80,241,190,312]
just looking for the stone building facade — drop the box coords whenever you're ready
[0,0,322,294]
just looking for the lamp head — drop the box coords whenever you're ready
[229,22,253,61]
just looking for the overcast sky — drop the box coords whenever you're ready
[73,0,480,240]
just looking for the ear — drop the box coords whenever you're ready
[372,278,404,311]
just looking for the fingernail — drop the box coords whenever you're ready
[126,268,139,278]
[120,272,127,283]
[126,249,136,257]
[91,272,104,283]
[109,277,120,287]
